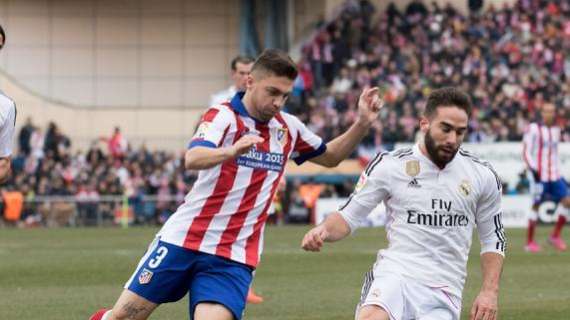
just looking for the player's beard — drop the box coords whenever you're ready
[424,129,459,169]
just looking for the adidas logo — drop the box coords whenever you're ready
[408,178,421,188]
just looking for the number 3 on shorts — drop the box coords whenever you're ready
[148,246,168,269]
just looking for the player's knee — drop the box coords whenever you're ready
[528,209,538,221]
[357,305,391,320]
[562,196,570,208]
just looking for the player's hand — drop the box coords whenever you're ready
[301,225,329,252]
[356,86,384,127]
[470,290,498,320]
[229,135,264,157]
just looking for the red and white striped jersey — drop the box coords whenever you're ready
[522,122,561,182]
[158,92,326,268]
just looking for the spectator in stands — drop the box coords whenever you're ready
[103,127,128,160]
[18,117,34,156]
[291,0,570,161]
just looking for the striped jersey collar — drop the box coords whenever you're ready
[230,91,268,124]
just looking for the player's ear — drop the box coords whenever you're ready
[419,116,430,133]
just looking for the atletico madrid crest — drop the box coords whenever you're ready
[138,268,154,285]
[276,128,288,146]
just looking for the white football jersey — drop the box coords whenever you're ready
[0,91,16,157]
[340,144,506,298]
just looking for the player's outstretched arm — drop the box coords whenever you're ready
[470,252,503,320]
[309,87,384,167]
[185,135,264,170]
[301,212,351,252]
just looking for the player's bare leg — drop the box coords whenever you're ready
[357,305,390,320]
[246,286,264,304]
[194,302,234,320]
[525,204,541,252]
[106,289,158,320]
[549,196,570,251]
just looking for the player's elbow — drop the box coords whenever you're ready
[184,150,201,170]
[184,150,213,170]
[318,155,343,168]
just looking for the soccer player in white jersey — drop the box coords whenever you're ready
[89,49,383,320]
[210,55,255,106]
[302,87,506,320]
[0,24,16,183]
[523,102,569,252]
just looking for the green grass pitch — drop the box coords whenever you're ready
[1,226,569,319]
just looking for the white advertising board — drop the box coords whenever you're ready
[316,195,563,228]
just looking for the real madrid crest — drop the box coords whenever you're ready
[405,160,420,177]
[459,180,471,197]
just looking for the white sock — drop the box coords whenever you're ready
[101,310,112,320]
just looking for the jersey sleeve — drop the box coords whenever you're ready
[288,116,326,165]
[475,167,506,256]
[0,101,16,158]
[188,107,232,149]
[338,153,391,232]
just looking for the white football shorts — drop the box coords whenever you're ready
[356,269,461,320]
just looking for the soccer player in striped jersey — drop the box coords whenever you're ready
[523,102,569,252]
[303,87,505,320]
[90,49,383,320]
[211,54,262,305]
[0,24,16,183]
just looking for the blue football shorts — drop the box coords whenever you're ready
[125,238,253,320]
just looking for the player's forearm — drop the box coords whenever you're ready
[480,252,503,294]
[184,147,234,170]
[322,212,352,242]
[318,120,371,167]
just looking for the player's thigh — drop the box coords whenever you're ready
[194,302,234,320]
[109,289,158,320]
[189,255,253,320]
[552,179,570,205]
[356,269,404,320]
[125,239,195,304]
[357,305,391,320]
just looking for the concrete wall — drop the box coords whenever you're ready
[0,0,241,150]
[0,0,240,109]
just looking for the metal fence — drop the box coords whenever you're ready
[11,194,184,228]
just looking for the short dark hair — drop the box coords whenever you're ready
[251,49,298,80]
[0,24,5,49]
[424,87,472,117]
[231,55,254,71]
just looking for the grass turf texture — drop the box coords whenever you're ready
[0,226,569,319]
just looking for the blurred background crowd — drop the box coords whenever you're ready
[1,0,568,227]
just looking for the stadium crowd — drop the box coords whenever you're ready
[2,0,568,226]
[3,119,195,226]
[288,0,570,159]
